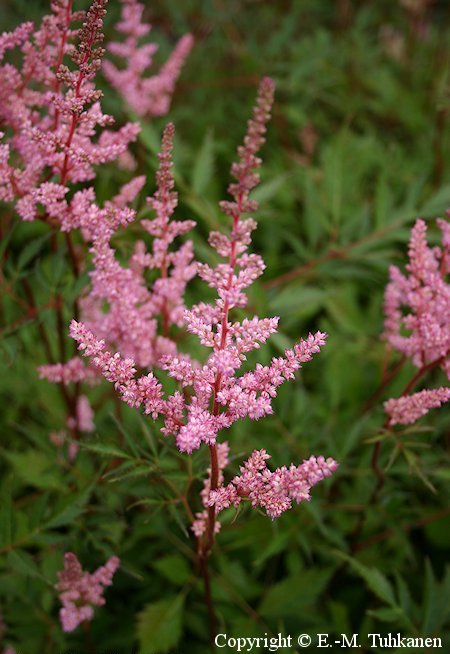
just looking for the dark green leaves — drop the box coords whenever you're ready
[137,594,184,654]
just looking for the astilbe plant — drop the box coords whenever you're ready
[0,0,192,445]
[78,122,197,369]
[70,77,338,639]
[0,0,139,227]
[1,0,194,637]
[367,216,449,495]
[383,218,450,426]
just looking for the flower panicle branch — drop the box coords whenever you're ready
[78,122,196,369]
[103,0,193,117]
[383,218,450,425]
[384,387,450,426]
[209,450,338,520]
[55,552,119,632]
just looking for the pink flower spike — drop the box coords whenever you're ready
[383,217,449,425]
[384,387,450,426]
[103,0,193,117]
[55,553,120,632]
[383,218,450,371]
[209,451,338,520]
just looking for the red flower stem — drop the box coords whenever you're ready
[60,4,100,185]
[362,355,407,415]
[53,0,73,131]
[202,178,245,555]
[199,554,218,653]
[197,176,247,646]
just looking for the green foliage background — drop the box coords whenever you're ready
[1,1,450,652]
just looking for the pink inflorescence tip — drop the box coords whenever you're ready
[55,552,120,632]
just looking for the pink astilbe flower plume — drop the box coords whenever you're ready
[383,218,450,425]
[0,0,192,224]
[78,122,196,368]
[384,219,450,368]
[1,0,192,420]
[71,78,338,534]
[55,552,119,632]
[384,387,450,426]
[103,0,193,117]
[0,0,140,229]
[209,450,338,520]
[38,356,98,385]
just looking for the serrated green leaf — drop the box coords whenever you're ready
[139,416,158,459]
[45,483,94,529]
[7,550,48,583]
[79,442,132,459]
[395,573,413,616]
[109,413,140,457]
[108,464,155,483]
[259,569,332,617]
[168,503,189,538]
[137,595,184,654]
[335,551,396,606]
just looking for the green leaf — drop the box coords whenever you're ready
[3,449,64,491]
[420,184,450,216]
[139,416,158,458]
[251,173,288,205]
[259,569,332,617]
[107,464,155,483]
[422,559,442,635]
[138,122,161,155]
[137,595,184,654]
[7,550,48,583]
[374,174,392,228]
[395,573,413,616]
[191,129,215,196]
[79,442,132,459]
[367,607,403,622]
[0,220,18,261]
[16,232,51,271]
[336,551,396,606]
[109,413,140,458]
[153,555,192,586]
[45,483,94,529]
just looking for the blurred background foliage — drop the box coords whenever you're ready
[1,0,450,652]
